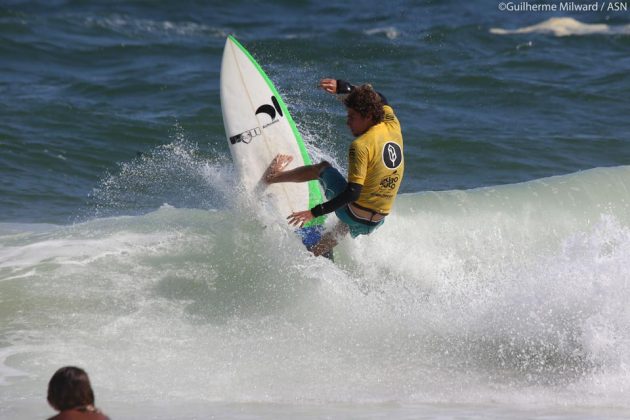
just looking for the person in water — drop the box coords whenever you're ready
[265,78,404,256]
[47,366,109,420]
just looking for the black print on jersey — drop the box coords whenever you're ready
[382,142,402,169]
[380,171,400,190]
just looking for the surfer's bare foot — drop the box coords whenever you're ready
[264,154,293,183]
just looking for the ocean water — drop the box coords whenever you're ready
[1,1,630,419]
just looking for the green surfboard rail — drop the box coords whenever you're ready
[228,35,325,227]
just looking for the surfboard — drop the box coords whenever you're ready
[219,35,325,247]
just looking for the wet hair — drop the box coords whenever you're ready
[47,366,95,411]
[343,84,385,124]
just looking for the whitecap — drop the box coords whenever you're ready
[490,17,630,37]
[364,26,400,40]
[84,14,229,39]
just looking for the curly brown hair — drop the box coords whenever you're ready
[343,84,384,124]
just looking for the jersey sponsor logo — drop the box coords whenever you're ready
[382,142,402,169]
[379,171,400,190]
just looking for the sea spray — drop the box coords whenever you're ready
[4,166,630,410]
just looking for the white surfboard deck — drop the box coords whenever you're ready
[220,36,323,225]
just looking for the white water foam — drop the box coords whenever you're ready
[2,166,630,418]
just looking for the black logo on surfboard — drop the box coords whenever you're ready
[256,96,283,121]
[382,142,402,169]
[230,96,284,146]
[230,127,262,144]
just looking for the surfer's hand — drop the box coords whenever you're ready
[287,210,314,227]
[319,78,337,94]
[264,154,293,183]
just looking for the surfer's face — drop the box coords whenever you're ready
[346,108,374,137]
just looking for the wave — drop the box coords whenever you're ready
[82,14,230,39]
[491,17,630,37]
[1,166,630,407]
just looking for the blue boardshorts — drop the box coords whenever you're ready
[318,167,385,238]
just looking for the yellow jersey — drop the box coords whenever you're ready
[347,105,404,215]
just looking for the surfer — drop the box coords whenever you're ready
[264,78,404,256]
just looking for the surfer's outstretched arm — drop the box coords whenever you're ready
[264,155,330,184]
[320,78,388,105]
